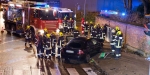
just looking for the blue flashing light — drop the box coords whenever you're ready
[122,13,125,16]
[105,10,108,12]
[36,2,47,5]
[114,12,118,15]
[45,5,49,8]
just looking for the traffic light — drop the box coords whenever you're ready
[144,23,150,36]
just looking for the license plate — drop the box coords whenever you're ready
[66,50,74,53]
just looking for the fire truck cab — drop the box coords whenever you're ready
[29,6,74,35]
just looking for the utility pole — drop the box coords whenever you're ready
[83,0,86,18]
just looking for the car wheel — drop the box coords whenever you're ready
[85,54,91,63]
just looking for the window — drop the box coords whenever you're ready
[59,13,74,20]
[68,40,84,48]
[38,10,58,20]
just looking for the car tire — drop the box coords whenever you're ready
[85,54,91,63]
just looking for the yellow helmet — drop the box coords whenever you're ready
[70,18,72,20]
[75,26,78,30]
[90,21,93,24]
[59,32,63,36]
[116,31,122,35]
[52,31,56,35]
[44,28,48,32]
[94,25,97,28]
[46,33,51,38]
[27,25,30,29]
[115,26,120,31]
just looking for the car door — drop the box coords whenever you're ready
[90,38,99,53]
[86,39,98,54]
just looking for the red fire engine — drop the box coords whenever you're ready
[4,1,74,35]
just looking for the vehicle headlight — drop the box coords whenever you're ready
[39,30,44,35]
[56,29,60,34]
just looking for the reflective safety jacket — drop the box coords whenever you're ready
[51,35,57,47]
[91,28,97,38]
[84,24,89,32]
[57,36,65,48]
[110,33,116,45]
[73,29,80,38]
[25,29,31,39]
[44,37,52,50]
[115,34,123,48]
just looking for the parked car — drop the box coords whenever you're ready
[61,37,103,63]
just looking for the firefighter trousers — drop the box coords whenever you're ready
[52,46,56,56]
[25,38,32,47]
[115,48,121,58]
[57,47,61,58]
[45,49,51,59]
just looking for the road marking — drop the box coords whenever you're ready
[49,64,61,75]
[0,70,4,75]
[0,39,23,45]
[67,68,79,75]
[32,69,40,75]
[13,70,23,75]
[83,68,97,75]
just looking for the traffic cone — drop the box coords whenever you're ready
[1,27,4,34]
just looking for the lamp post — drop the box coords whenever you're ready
[83,0,86,18]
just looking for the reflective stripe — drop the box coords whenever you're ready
[119,37,123,39]
[118,54,121,56]
[112,50,115,52]
[110,43,115,45]
[57,54,61,56]
[115,46,121,48]
[45,48,51,50]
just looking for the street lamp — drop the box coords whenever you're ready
[83,0,86,18]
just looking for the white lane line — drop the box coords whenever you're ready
[13,70,23,75]
[83,68,97,75]
[32,69,40,75]
[66,68,79,75]
[0,39,23,45]
[49,64,61,75]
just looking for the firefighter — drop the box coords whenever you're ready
[100,26,106,43]
[89,21,94,33]
[73,26,80,38]
[63,17,69,35]
[91,25,97,39]
[115,31,123,59]
[115,26,120,34]
[96,24,101,39]
[110,29,116,55]
[68,18,74,33]
[51,31,57,56]
[24,25,32,48]
[84,21,89,37]
[44,33,52,59]
[35,32,43,58]
[57,32,65,59]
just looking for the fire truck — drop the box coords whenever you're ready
[4,1,75,35]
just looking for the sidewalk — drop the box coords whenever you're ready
[92,42,149,75]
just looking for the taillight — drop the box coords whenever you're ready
[78,50,84,55]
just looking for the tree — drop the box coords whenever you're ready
[141,0,150,14]
[123,0,133,13]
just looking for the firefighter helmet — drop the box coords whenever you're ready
[52,31,56,35]
[75,26,78,30]
[86,21,88,24]
[90,21,93,24]
[44,28,48,32]
[94,25,97,28]
[115,26,120,31]
[46,33,51,38]
[70,18,72,20]
[116,31,122,35]
[59,32,63,36]
[111,29,116,33]
[27,25,30,29]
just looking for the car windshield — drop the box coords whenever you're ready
[39,10,58,20]
[59,13,74,20]
[68,40,84,48]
